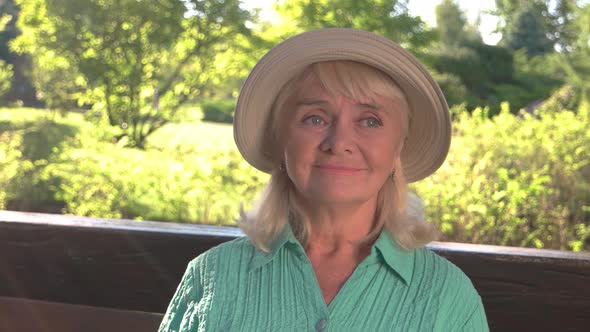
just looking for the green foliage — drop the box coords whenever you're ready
[28,53,86,110]
[0,122,21,209]
[429,71,468,108]
[501,5,554,56]
[551,0,579,51]
[2,105,589,250]
[424,40,569,113]
[0,9,14,101]
[0,60,12,98]
[512,50,564,101]
[414,103,590,251]
[435,0,481,46]
[536,84,580,114]
[0,107,267,223]
[424,41,515,112]
[276,0,436,48]
[493,0,583,53]
[546,4,590,106]
[0,108,82,211]
[200,99,236,124]
[12,0,255,148]
[488,52,561,112]
[0,0,37,105]
[572,2,590,51]
[42,144,266,223]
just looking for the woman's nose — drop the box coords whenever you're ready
[319,118,355,154]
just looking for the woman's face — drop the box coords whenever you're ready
[282,73,405,209]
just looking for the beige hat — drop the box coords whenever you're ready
[233,28,450,183]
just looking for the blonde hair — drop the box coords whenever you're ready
[239,61,439,252]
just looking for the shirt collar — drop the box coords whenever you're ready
[372,229,415,285]
[248,225,415,285]
[248,224,301,272]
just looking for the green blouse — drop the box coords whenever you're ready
[159,226,489,331]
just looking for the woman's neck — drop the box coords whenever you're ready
[300,197,379,254]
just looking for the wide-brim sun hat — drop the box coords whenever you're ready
[234,28,451,183]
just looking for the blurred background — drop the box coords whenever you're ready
[0,0,588,251]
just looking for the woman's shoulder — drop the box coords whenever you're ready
[413,246,475,286]
[413,246,485,322]
[411,246,482,306]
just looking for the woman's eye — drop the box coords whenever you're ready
[361,117,382,128]
[303,115,326,126]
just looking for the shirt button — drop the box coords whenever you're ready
[315,318,328,331]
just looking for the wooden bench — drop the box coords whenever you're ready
[1,210,589,331]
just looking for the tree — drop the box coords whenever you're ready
[426,1,515,111]
[435,0,481,46]
[501,5,554,55]
[490,1,590,112]
[276,0,436,48]
[493,0,584,53]
[0,60,12,99]
[551,0,579,51]
[424,42,515,111]
[13,0,254,148]
[0,12,13,98]
[0,0,36,105]
[552,3,590,104]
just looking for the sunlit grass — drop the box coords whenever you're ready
[0,107,237,152]
[0,107,84,124]
[147,120,236,153]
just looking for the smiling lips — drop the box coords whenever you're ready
[313,164,365,175]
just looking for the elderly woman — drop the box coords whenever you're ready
[159,29,488,331]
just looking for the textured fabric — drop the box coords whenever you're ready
[159,227,489,332]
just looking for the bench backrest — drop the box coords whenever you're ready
[1,210,589,331]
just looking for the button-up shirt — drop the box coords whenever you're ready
[159,226,488,331]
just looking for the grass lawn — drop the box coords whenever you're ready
[147,120,236,153]
[0,106,237,152]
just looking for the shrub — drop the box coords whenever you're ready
[1,108,268,223]
[0,60,13,101]
[2,106,588,251]
[0,110,80,212]
[43,144,267,224]
[0,129,21,209]
[414,102,590,251]
[200,99,235,123]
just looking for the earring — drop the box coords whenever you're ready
[390,169,396,179]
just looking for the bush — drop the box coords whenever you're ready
[200,99,235,123]
[42,144,267,224]
[0,110,81,212]
[0,60,13,101]
[413,102,590,251]
[0,108,267,224]
[0,129,21,209]
[2,106,588,251]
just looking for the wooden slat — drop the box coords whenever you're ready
[1,210,590,332]
[429,243,590,331]
[0,296,162,332]
[0,210,240,314]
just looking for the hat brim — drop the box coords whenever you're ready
[234,28,451,183]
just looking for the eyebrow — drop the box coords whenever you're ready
[358,102,379,110]
[298,99,329,106]
[298,99,382,110]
